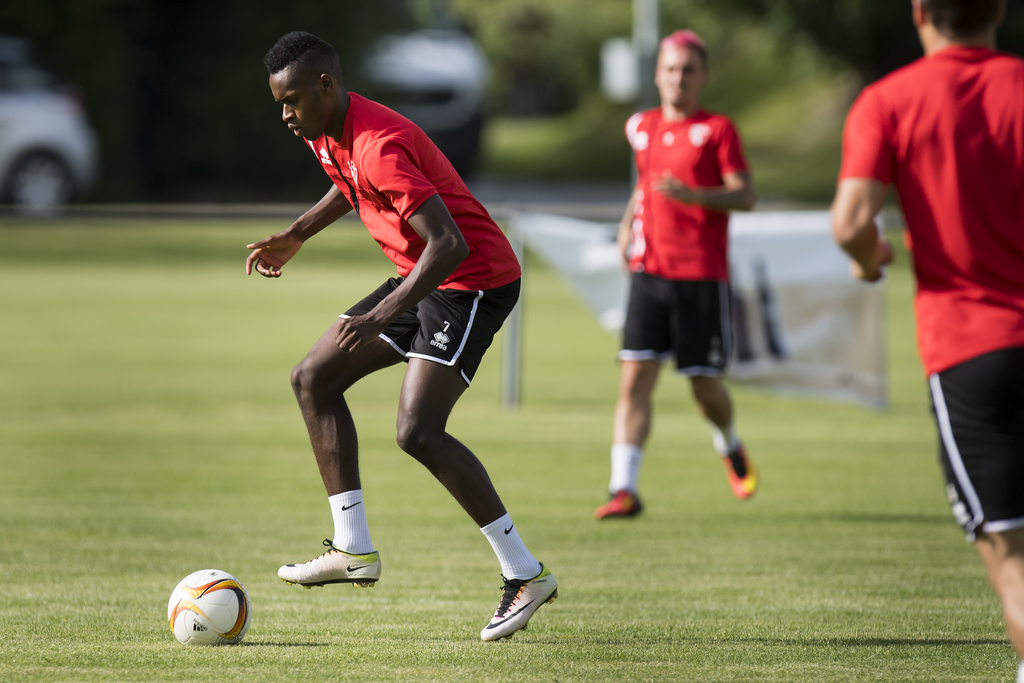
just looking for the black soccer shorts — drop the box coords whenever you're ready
[619,271,732,376]
[343,277,520,386]
[928,346,1024,541]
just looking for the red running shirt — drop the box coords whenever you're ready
[625,108,749,281]
[305,93,520,291]
[840,46,1024,375]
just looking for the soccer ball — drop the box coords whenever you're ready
[167,569,252,645]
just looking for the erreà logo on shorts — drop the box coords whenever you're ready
[431,322,451,351]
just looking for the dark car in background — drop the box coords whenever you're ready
[364,29,488,178]
[0,35,98,214]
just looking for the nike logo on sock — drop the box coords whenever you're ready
[341,502,362,511]
[504,525,513,535]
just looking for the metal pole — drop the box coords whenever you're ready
[632,0,659,189]
[634,0,659,110]
[501,217,525,409]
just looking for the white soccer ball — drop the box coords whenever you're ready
[167,569,252,645]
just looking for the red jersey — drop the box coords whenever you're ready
[625,108,749,281]
[839,46,1024,375]
[306,93,520,291]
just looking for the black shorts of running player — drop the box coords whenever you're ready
[618,271,732,376]
[928,345,1024,541]
[342,277,520,386]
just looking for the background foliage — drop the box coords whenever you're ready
[699,0,1024,82]
[2,0,1022,202]
[0,1,410,202]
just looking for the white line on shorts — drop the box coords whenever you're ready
[929,373,985,535]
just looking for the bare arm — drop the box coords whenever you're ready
[617,183,639,269]
[831,178,894,282]
[245,184,353,277]
[652,170,757,212]
[334,194,469,352]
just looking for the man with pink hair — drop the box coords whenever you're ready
[595,29,759,520]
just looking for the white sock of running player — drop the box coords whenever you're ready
[609,443,644,493]
[707,420,740,456]
[480,513,541,580]
[1017,660,1023,683]
[328,490,374,555]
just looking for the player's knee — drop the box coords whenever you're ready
[290,359,323,401]
[690,376,722,405]
[621,361,658,398]
[395,418,441,459]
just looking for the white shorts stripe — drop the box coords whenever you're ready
[451,290,484,361]
[983,515,1024,534]
[618,349,673,363]
[929,373,986,534]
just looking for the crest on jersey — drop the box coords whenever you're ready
[348,160,359,186]
[688,123,712,147]
[662,131,675,147]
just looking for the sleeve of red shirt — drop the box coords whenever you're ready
[839,86,895,183]
[716,119,750,176]
[362,136,439,220]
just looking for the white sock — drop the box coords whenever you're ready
[1017,661,1023,683]
[480,513,541,580]
[707,420,740,456]
[609,443,644,493]
[328,490,374,555]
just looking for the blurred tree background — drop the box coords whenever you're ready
[0,1,411,202]
[2,0,1021,203]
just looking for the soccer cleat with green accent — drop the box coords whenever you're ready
[594,490,643,519]
[480,564,558,641]
[278,539,381,588]
[723,444,758,500]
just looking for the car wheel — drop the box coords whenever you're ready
[6,153,74,215]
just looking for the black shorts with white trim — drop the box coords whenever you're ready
[929,345,1024,541]
[619,271,732,376]
[343,277,520,385]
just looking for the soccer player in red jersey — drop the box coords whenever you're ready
[832,1,1024,675]
[245,32,556,641]
[594,30,759,520]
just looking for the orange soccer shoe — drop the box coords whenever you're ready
[723,445,758,500]
[594,490,643,520]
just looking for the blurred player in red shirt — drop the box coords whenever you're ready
[245,32,556,641]
[595,30,759,520]
[832,1,1024,674]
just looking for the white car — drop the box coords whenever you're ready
[0,35,98,214]
[364,30,488,177]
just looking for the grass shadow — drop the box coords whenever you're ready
[739,637,1007,648]
[825,512,952,525]
[241,640,330,648]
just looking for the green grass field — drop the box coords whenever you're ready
[1,219,1017,682]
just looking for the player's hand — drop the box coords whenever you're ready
[246,231,303,277]
[334,314,385,353]
[652,171,700,205]
[851,237,894,282]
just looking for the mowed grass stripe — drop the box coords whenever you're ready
[0,221,1014,682]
